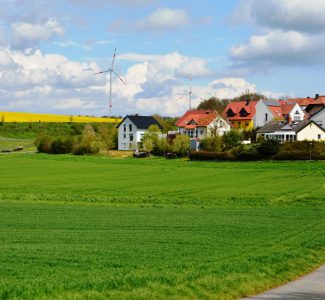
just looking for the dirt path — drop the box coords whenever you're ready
[243,265,325,299]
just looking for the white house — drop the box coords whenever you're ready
[256,120,325,142]
[176,110,230,139]
[117,115,163,150]
[306,105,325,128]
[255,100,305,128]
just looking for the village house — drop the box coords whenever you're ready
[176,110,230,140]
[222,100,258,129]
[256,120,325,142]
[255,100,306,128]
[305,103,325,128]
[117,115,162,150]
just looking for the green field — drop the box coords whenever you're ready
[0,137,36,153]
[0,154,324,299]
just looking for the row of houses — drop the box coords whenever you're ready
[117,94,325,150]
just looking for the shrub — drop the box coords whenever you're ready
[51,136,74,154]
[222,130,243,150]
[258,139,280,158]
[190,151,234,161]
[142,138,154,153]
[274,141,325,160]
[230,144,261,161]
[73,125,100,155]
[35,135,53,153]
[172,135,190,157]
[200,136,222,152]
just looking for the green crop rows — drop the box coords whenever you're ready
[0,154,324,299]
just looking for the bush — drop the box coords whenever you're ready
[73,125,100,155]
[258,139,280,158]
[222,130,243,150]
[274,141,325,160]
[190,151,234,161]
[200,136,222,152]
[172,135,190,157]
[35,135,53,153]
[230,144,261,161]
[51,136,74,154]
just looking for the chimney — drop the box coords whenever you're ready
[315,94,319,99]
[246,99,250,106]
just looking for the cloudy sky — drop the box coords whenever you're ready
[0,0,324,117]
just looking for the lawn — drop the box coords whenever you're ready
[0,154,324,299]
[0,137,36,152]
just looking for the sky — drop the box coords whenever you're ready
[1,0,325,117]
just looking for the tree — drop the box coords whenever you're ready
[153,114,177,133]
[222,130,243,150]
[197,97,229,112]
[98,123,117,154]
[142,138,154,153]
[172,135,190,156]
[230,92,267,103]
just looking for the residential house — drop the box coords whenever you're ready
[117,115,163,150]
[256,120,325,142]
[305,103,325,128]
[176,110,230,140]
[222,100,258,129]
[255,99,306,128]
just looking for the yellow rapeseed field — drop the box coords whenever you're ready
[0,111,121,123]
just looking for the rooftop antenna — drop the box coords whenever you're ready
[95,48,126,117]
[178,73,195,110]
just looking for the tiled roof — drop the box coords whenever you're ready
[117,115,163,130]
[222,101,258,121]
[176,110,220,128]
[305,104,325,117]
[257,120,325,134]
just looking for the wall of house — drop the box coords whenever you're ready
[311,109,325,128]
[207,118,230,136]
[231,120,254,129]
[118,118,138,150]
[297,123,325,141]
[289,104,305,122]
[255,101,272,128]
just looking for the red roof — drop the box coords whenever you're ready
[289,96,325,106]
[176,110,220,128]
[222,101,258,121]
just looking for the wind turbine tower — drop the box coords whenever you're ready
[178,74,194,110]
[95,48,126,117]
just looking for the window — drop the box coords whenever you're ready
[227,109,235,117]
[187,130,194,138]
[129,124,132,132]
[245,121,249,126]
[123,124,126,132]
[265,113,268,122]
[318,134,321,140]
[200,130,204,135]
[129,134,134,142]
[123,134,126,139]
[238,122,241,127]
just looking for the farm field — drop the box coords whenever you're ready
[0,111,120,123]
[0,154,324,299]
[0,137,36,152]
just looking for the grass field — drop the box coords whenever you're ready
[0,154,324,299]
[0,111,120,123]
[0,137,36,152]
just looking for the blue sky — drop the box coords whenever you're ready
[1,0,325,116]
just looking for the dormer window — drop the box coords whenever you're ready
[295,110,300,115]
[239,108,249,117]
[227,109,235,117]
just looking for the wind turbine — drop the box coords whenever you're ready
[95,48,126,117]
[178,74,197,110]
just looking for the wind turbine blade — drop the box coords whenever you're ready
[178,95,186,101]
[95,70,110,75]
[112,69,127,85]
[111,48,117,69]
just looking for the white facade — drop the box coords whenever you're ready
[288,104,305,122]
[311,108,325,128]
[255,101,276,128]
[179,116,230,139]
[297,122,325,141]
[118,117,145,150]
[255,101,305,128]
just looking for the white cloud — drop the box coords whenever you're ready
[136,8,189,32]
[11,19,64,49]
[0,48,263,116]
[55,98,96,110]
[236,0,325,34]
[230,30,325,67]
